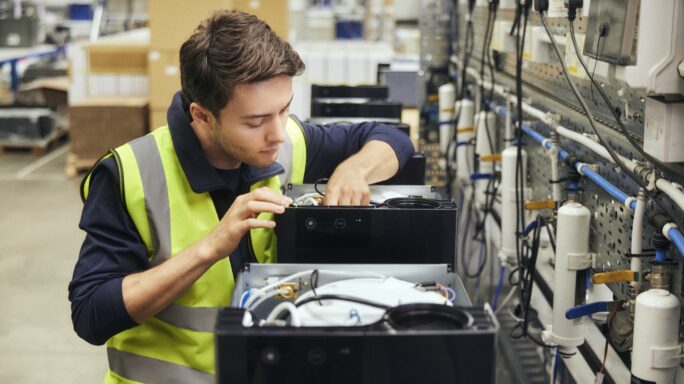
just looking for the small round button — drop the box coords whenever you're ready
[304,218,317,229]
[307,347,326,365]
[334,218,347,229]
[260,347,280,366]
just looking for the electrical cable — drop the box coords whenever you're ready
[295,294,392,310]
[314,178,328,196]
[309,269,323,306]
[514,0,531,324]
[540,13,651,198]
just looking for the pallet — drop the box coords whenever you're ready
[65,152,98,178]
[0,127,68,156]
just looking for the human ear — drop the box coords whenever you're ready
[189,102,215,130]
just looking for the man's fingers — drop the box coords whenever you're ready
[324,187,340,206]
[243,217,276,230]
[250,187,292,206]
[245,200,286,216]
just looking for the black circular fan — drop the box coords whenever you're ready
[384,304,473,330]
[382,197,442,209]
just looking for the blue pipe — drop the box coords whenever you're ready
[655,249,667,263]
[578,165,631,206]
[470,173,496,181]
[668,227,684,257]
[491,102,636,209]
[523,221,539,237]
[565,301,609,319]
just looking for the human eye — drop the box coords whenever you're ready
[246,119,266,128]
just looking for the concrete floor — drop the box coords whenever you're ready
[0,144,107,382]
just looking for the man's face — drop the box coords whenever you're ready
[211,75,293,168]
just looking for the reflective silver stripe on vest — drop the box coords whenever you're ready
[108,347,214,384]
[155,304,219,333]
[276,128,294,186]
[129,135,171,265]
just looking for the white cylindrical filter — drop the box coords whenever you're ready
[474,110,496,208]
[456,99,475,182]
[499,146,526,265]
[439,83,456,154]
[475,110,496,159]
[632,289,681,384]
[548,201,591,354]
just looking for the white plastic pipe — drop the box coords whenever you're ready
[630,190,647,286]
[499,146,526,265]
[456,99,476,182]
[656,179,684,215]
[475,110,496,159]
[504,99,514,148]
[632,289,681,383]
[439,83,456,154]
[546,201,591,355]
[475,111,496,208]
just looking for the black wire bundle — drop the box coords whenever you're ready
[513,0,531,328]
[509,216,556,348]
[566,20,679,217]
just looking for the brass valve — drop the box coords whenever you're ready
[524,199,556,211]
[591,270,638,284]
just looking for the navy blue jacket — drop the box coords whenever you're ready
[68,92,414,345]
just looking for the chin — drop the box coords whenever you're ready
[249,155,278,169]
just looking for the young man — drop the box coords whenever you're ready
[69,10,414,383]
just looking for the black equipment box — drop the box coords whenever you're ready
[274,185,457,264]
[215,264,497,384]
[311,84,389,100]
[310,100,402,121]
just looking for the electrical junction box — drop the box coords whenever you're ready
[583,0,639,65]
[644,98,684,163]
[522,27,553,64]
[615,0,684,96]
[490,20,516,53]
[547,0,568,18]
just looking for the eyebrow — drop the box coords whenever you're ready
[240,95,294,120]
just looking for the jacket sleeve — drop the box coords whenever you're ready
[68,158,147,345]
[299,119,416,183]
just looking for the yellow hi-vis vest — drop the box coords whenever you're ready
[81,116,306,384]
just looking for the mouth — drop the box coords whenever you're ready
[261,147,279,154]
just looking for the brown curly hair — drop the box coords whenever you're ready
[180,10,305,117]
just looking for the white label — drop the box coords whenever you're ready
[148,50,161,61]
[6,33,20,46]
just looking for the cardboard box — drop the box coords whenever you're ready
[87,29,149,74]
[148,50,180,109]
[70,97,149,159]
[148,0,234,51]
[150,107,168,130]
[234,0,289,39]
[17,77,70,110]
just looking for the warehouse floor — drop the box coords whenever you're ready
[0,144,106,382]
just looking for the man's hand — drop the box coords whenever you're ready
[203,187,292,262]
[324,161,372,206]
[324,140,399,206]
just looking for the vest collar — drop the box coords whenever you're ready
[167,92,284,193]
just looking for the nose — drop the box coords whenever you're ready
[266,116,287,144]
